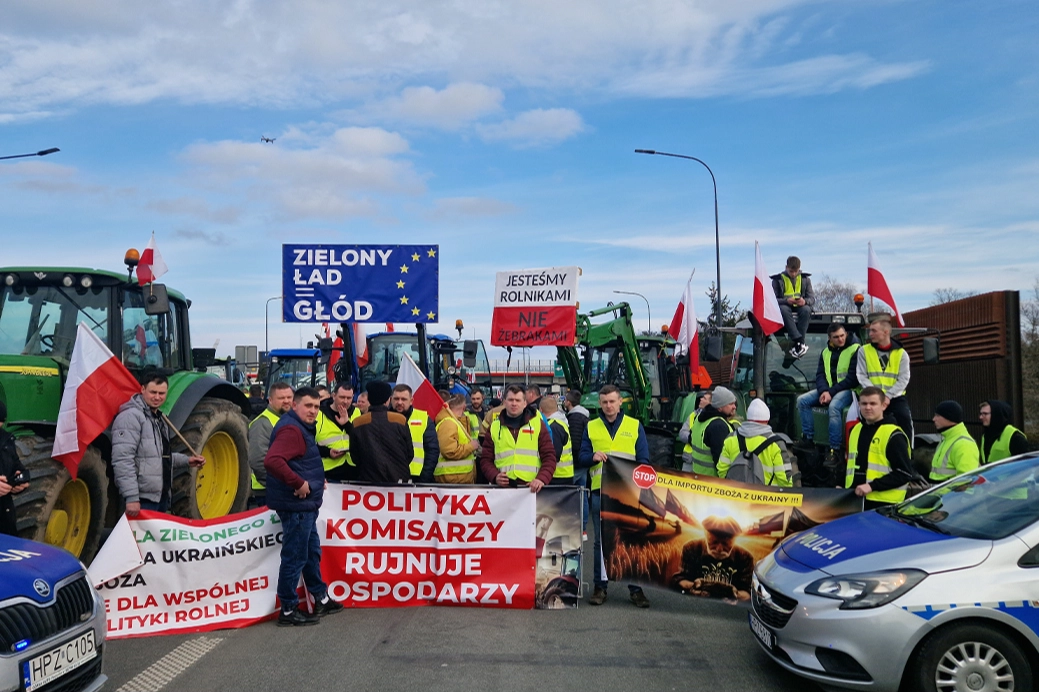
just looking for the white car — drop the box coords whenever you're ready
[0,534,106,692]
[749,453,1039,691]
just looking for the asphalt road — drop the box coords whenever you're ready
[101,585,817,691]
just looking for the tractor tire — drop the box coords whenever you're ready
[171,397,250,520]
[646,430,678,469]
[12,438,108,564]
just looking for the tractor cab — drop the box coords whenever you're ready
[265,348,327,396]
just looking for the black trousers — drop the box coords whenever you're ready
[886,396,914,442]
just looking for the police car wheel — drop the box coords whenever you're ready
[911,623,1032,692]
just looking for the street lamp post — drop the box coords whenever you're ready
[0,148,60,161]
[613,290,652,333]
[635,149,722,331]
[264,296,282,353]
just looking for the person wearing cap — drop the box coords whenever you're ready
[717,399,793,487]
[928,401,980,483]
[351,381,414,484]
[669,515,753,603]
[679,386,739,475]
[845,386,915,508]
[978,400,1028,465]
[771,256,815,360]
[0,402,30,536]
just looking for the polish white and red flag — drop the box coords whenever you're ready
[752,242,784,336]
[397,352,446,419]
[667,274,699,375]
[137,232,169,286]
[867,243,905,327]
[353,323,369,368]
[52,323,142,476]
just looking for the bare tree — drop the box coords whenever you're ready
[1022,279,1039,441]
[930,287,978,305]
[812,274,862,312]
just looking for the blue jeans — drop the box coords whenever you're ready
[797,388,853,449]
[276,510,327,611]
[139,499,169,513]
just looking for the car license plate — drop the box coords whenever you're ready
[21,630,97,691]
[748,611,775,651]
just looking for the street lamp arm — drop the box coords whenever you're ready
[634,148,723,332]
[0,148,60,161]
[613,290,652,333]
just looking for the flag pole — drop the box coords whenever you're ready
[161,413,201,457]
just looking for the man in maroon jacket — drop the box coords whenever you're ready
[478,384,556,492]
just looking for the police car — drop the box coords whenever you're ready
[749,452,1039,691]
[0,534,106,692]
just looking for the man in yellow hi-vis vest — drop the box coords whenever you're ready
[846,386,916,510]
[856,315,913,441]
[247,381,293,508]
[769,255,815,359]
[391,384,439,483]
[539,396,575,484]
[580,384,652,609]
[317,383,360,482]
[477,383,556,492]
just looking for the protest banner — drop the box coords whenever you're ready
[91,507,282,639]
[533,486,584,610]
[282,244,439,323]
[490,266,580,346]
[319,484,537,609]
[600,459,862,604]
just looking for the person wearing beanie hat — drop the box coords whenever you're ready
[350,382,414,484]
[929,400,979,483]
[678,386,740,476]
[0,403,30,536]
[717,399,793,487]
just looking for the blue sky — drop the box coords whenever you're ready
[1,1,1037,361]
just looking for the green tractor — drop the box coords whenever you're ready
[556,302,709,467]
[0,260,252,563]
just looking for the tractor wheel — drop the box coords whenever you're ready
[646,430,677,469]
[171,397,250,520]
[13,438,108,564]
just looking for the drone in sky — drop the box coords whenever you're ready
[260,136,276,143]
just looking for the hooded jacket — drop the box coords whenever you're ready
[351,404,414,484]
[112,394,190,504]
[565,405,590,469]
[979,400,1029,462]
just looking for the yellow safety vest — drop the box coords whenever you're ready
[547,419,574,480]
[822,344,861,389]
[408,410,430,477]
[861,345,906,396]
[586,414,641,491]
[717,434,791,487]
[781,273,802,299]
[685,414,734,477]
[434,416,476,476]
[846,423,910,504]
[316,407,360,472]
[466,411,481,440]
[249,408,280,490]
[490,415,544,482]
[980,426,1025,465]
[929,422,979,482]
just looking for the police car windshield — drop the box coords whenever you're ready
[893,456,1039,540]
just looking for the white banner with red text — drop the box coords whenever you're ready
[319,484,537,608]
[490,266,580,347]
[91,508,282,639]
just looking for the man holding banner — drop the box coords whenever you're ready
[478,384,556,492]
[264,386,344,626]
[581,384,652,608]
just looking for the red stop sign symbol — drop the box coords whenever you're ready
[632,464,657,489]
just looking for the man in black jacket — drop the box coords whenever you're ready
[845,387,915,509]
[0,402,29,536]
[352,382,414,484]
[771,256,815,359]
[796,323,860,464]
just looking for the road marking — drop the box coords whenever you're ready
[116,635,224,692]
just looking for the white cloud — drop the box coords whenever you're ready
[0,1,927,119]
[358,83,504,129]
[477,109,586,147]
[179,127,423,221]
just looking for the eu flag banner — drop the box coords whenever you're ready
[282,244,439,323]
